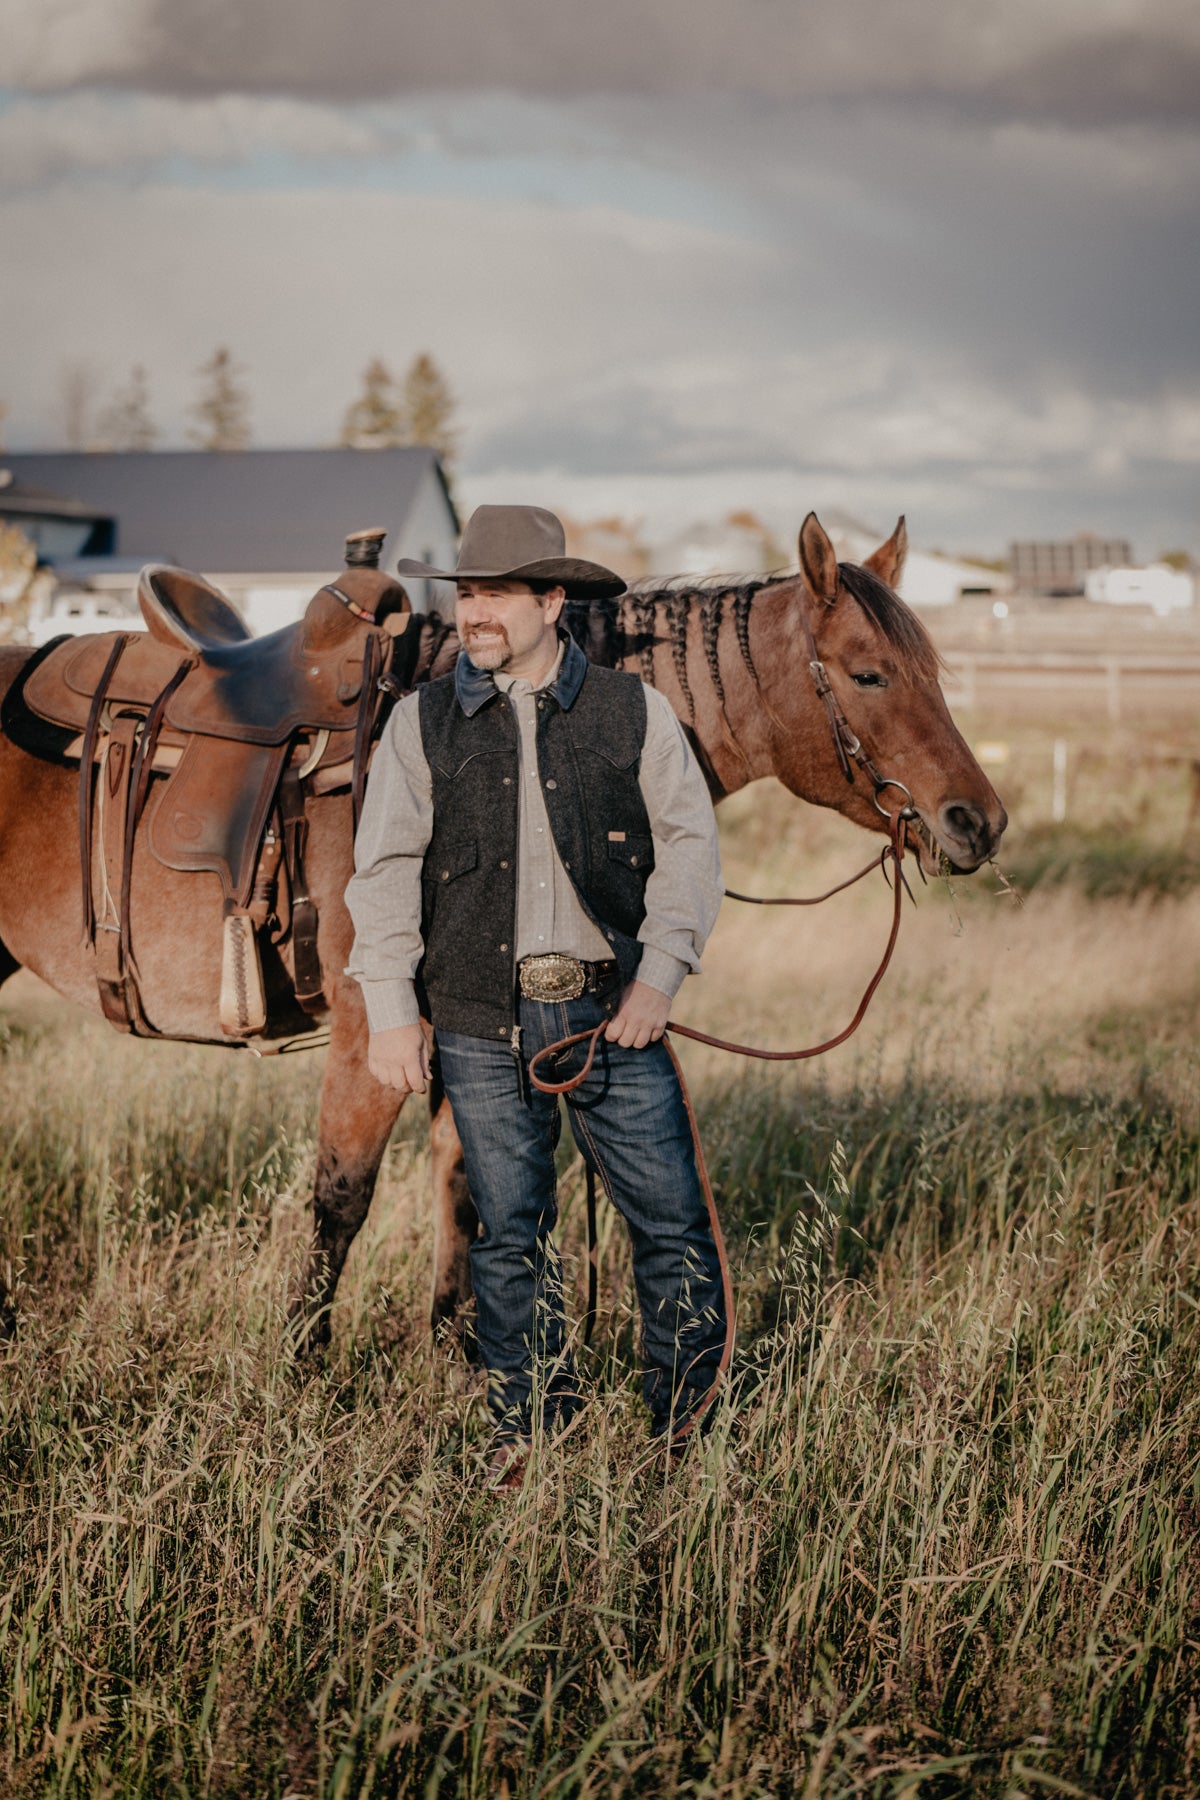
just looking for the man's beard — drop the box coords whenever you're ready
[463,626,511,671]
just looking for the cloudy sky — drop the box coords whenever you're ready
[2,0,1198,558]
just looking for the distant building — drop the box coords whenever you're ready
[1084,564,1194,615]
[1009,533,1133,596]
[0,448,459,638]
[0,470,114,560]
[650,513,784,579]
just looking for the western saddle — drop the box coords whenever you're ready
[16,529,426,1044]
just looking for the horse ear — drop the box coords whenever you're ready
[799,512,839,606]
[864,516,908,590]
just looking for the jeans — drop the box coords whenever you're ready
[435,990,726,1440]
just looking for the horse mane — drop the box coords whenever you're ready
[564,561,939,692]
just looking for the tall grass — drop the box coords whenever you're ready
[2,752,1198,1797]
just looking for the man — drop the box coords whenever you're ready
[346,504,726,1479]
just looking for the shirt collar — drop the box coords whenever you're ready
[454,629,588,717]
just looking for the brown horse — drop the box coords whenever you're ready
[0,513,1004,1344]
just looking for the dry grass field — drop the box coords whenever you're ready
[1,690,1198,1798]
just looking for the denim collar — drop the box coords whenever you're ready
[454,628,587,718]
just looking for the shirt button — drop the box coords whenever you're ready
[545,779,557,790]
[539,881,546,888]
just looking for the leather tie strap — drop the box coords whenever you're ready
[78,633,129,950]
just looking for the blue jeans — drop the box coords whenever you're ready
[435,991,726,1440]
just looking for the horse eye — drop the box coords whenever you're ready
[852,670,887,689]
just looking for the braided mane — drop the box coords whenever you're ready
[563,562,938,707]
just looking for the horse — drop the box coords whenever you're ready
[0,513,1005,1345]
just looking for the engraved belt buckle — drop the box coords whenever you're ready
[519,953,587,1003]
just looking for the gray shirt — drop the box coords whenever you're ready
[346,652,724,1033]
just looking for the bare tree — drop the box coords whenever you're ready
[340,357,405,449]
[97,365,159,452]
[401,352,460,479]
[58,359,102,451]
[189,347,251,451]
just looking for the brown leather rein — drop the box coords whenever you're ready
[527,602,922,1446]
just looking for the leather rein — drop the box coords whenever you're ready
[526,605,922,1446]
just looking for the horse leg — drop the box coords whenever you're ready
[296,981,404,1351]
[428,1064,478,1348]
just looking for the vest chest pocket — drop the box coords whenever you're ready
[606,832,654,874]
[424,839,478,885]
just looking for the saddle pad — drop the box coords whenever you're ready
[147,735,290,907]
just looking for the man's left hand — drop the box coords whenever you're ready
[604,979,671,1049]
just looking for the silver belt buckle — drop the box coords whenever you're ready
[519,953,587,1002]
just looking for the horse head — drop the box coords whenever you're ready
[764,513,1007,873]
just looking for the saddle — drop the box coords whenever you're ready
[20,529,422,1043]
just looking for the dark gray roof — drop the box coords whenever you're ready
[0,476,111,523]
[0,449,458,572]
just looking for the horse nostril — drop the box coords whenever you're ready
[939,802,987,848]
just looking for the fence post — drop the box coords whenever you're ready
[1105,658,1121,724]
[1052,738,1068,822]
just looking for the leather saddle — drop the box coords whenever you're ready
[20,529,421,1043]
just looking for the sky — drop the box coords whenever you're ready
[2,0,1198,560]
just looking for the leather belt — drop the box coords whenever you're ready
[517,952,619,1003]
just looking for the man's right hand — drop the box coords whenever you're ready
[367,1024,430,1095]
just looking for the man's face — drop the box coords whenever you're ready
[455,578,565,679]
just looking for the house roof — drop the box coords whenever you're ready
[0,449,458,572]
[0,474,112,524]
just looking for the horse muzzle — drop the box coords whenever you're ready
[918,798,1008,874]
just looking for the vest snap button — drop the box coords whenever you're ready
[630,855,639,866]
[500,943,509,953]
[502,777,512,786]
[500,859,509,869]
[441,870,450,880]
[545,778,557,790]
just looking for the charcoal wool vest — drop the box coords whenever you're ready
[417,645,651,1040]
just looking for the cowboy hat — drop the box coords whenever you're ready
[396,505,625,599]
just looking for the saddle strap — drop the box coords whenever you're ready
[92,712,142,1033]
[351,630,396,834]
[78,634,129,950]
[278,769,324,1013]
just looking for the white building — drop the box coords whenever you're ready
[1084,564,1195,616]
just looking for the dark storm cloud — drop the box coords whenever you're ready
[10,0,1200,125]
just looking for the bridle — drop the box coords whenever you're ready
[796,597,919,827]
[525,596,929,1449]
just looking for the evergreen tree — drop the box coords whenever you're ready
[400,352,459,477]
[189,346,251,451]
[97,365,159,451]
[339,357,405,448]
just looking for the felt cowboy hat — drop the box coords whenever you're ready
[396,505,626,599]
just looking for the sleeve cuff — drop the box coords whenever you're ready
[635,949,690,1001]
[358,979,422,1034]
